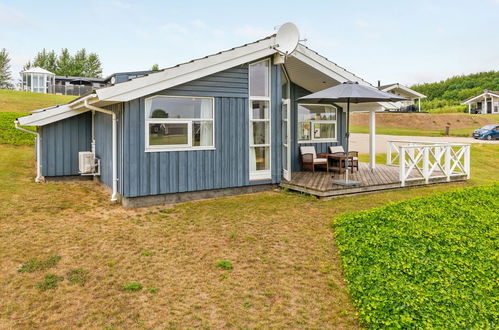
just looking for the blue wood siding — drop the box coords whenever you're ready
[290,83,346,172]
[40,112,91,176]
[94,104,123,192]
[121,63,282,198]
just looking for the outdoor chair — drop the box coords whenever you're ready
[299,146,328,172]
[328,146,359,172]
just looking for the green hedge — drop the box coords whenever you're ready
[334,185,498,328]
[0,112,35,146]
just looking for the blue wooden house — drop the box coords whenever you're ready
[16,25,417,207]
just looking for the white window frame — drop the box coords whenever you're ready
[249,59,271,181]
[144,95,215,152]
[297,103,338,143]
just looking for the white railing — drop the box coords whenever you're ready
[387,140,471,187]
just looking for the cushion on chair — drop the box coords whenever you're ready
[300,146,317,158]
[313,158,327,164]
[329,146,345,154]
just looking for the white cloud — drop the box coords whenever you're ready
[233,25,270,39]
[190,19,207,29]
[0,3,30,26]
[159,23,187,34]
[110,0,131,9]
[354,18,369,28]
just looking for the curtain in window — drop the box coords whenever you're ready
[200,99,213,146]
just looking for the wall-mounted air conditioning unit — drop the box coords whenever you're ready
[78,151,100,175]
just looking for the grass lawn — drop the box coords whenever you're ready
[0,89,76,113]
[334,185,498,328]
[350,112,499,137]
[0,90,76,146]
[350,124,475,137]
[1,144,497,327]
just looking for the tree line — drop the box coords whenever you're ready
[411,71,499,101]
[24,48,103,78]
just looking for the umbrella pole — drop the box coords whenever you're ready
[345,99,350,182]
[333,98,360,186]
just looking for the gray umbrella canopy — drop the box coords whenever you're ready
[298,81,407,104]
[298,81,407,186]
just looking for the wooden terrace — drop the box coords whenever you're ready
[280,162,468,198]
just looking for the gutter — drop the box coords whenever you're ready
[84,99,118,202]
[14,122,43,183]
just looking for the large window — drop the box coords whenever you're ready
[297,104,337,142]
[249,59,271,180]
[145,96,214,151]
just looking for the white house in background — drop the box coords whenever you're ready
[20,67,55,94]
[378,83,427,112]
[461,89,499,114]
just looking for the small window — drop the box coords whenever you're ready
[145,96,215,151]
[298,104,337,142]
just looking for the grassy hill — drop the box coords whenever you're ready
[0,90,76,145]
[410,71,499,113]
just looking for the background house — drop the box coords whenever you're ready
[20,68,156,96]
[462,89,499,114]
[378,82,427,111]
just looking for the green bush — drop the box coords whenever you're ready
[426,105,467,114]
[18,255,62,273]
[334,185,498,328]
[37,274,64,291]
[66,269,89,286]
[215,260,233,270]
[122,282,142,291]
[0,112,35,146]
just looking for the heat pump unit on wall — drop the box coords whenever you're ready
[79,151,97,174]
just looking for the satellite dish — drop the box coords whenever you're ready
[275,22,299,55]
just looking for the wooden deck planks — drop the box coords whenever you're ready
[281,162,467,198]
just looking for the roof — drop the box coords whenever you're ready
[21,67,55,75]
[55,75,106,82]
[462,90,499,104]
[17,33,397,126]
[378,83,427,99]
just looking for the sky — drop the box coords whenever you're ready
[1,0,498,86]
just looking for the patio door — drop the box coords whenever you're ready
[282,99,291,181]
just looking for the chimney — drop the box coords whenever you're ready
[377,80,381,87]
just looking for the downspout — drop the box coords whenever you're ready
[84,100,118,202]
[14,121,43,182]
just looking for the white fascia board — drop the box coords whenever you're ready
[293,45,373,87]
[96,37,277,102]
[16,94,97,126]
[462,92,499,104]
[17,106,87,126]
[293,45,396,110]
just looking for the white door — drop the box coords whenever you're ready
[282,99,291,181]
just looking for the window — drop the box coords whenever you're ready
[297,104,337,142]
[249,59,271,180]
[145,96,214,151]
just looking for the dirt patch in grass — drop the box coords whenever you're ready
[351,113,498,130]
[0,144,496,328]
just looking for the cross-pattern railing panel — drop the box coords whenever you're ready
[387,140,470,186]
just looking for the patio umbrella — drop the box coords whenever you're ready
[298,81,406,186]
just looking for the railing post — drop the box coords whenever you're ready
[423,146,429,183]
[387,141,392,165]
[445,146,451,181]
[464,145,471,179]
[400,146,406,187]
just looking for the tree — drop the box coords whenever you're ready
[32,49,57,73]
[0,48,13,89]
[83,52,102,77]
[151,64,159,71]
[26,48,104,77]
[56,48,72,76]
